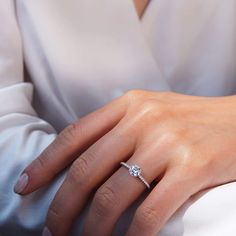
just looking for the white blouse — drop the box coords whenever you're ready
[0,0,236,235]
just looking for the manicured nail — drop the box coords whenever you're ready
[42,227,52,236]
[14,173,29,194]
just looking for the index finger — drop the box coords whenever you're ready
[14,96,127,195]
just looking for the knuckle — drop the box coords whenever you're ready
[59,120,84,143]
[141,100,160,114]
[123,90,145,103]
[135,205,160,229]
[30,144,58,172]
[47,203,63,222]
[34,155,48,170]
[61,122,78,140]
[135,99,168,125]
[93,185,117,217]
[165,130,182,145]
[172,143,193,167]
[161,125,186,145]
[68,156,90,186]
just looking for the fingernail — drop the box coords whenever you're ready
[14,173,29,194]
[42,227,52,236]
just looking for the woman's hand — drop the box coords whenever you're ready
[14,90,236,236]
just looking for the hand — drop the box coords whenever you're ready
[14,90,236,236]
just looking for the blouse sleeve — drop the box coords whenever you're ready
[0,1,64,235]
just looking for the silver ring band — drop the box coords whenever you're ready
[120,162,150,189]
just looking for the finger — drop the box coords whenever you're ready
[126,167,198,236]
[44,119,136,236]
[16,96,127,195]
[81,145,167,236]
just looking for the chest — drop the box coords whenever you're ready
[133,0,150,17]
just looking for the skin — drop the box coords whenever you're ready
[133,0,150,18]
[16,90,236,236]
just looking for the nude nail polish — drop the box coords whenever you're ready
[13,173,29,194]
[42,227,52,236]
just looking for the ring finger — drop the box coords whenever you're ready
[81,144,168,236]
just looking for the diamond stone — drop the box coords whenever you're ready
[129,165,141,177]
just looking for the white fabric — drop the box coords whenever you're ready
[0,0,236,235]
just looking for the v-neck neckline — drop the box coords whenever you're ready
[125,0,170,91]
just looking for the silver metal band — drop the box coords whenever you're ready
[120,162,150,189]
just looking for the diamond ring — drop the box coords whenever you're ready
[120,162,150,189]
